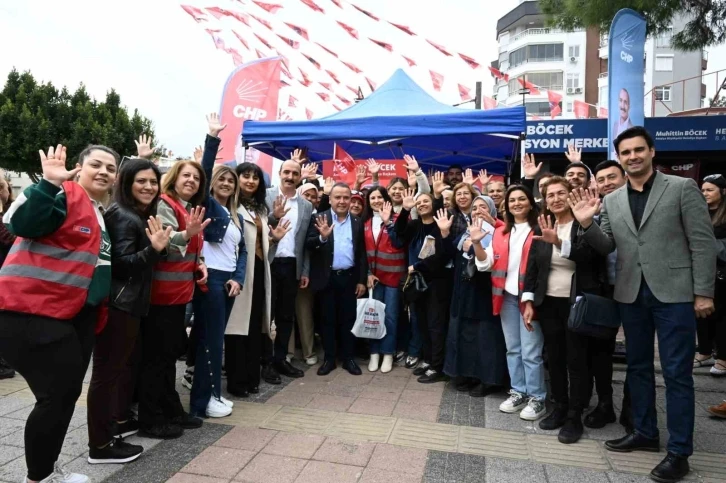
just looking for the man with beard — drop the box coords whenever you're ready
[264,160,314,383]
[446,165,463,186]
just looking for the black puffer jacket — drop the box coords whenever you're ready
[104,203,162,318]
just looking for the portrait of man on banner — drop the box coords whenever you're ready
[612,88,634,138]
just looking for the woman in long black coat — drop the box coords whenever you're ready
[444,195,508,397]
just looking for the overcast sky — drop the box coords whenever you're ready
[1,0,724,158]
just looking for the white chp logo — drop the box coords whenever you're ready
[233,79,268,120]
[619,30,635,63]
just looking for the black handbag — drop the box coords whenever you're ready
[567,292,621,339]
[403,271,428,303]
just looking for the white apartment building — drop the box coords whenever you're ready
[492,0,706,118]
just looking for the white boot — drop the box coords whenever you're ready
[368,354,380,372]
[380,355,393,373]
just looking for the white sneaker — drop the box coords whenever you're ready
[220,396,234,408]
[380,355,393,373]
[305,356,318,366]
[499,390,528,413]
[181,367,193,390]
[36,462,89,483]
[206,397,232,418]
[519,397,546,421]
[368,354,380,372]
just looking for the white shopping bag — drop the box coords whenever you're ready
[352,289,387,339]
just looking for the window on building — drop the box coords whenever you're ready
[525,101,552,116]
[507,72,563,93]
[654,86,672,101]
[568,45,580,59]
[655,55,673,71]
[566,102,573,112]
[566,73,581,89]
[656,27,673,48]
[509,44,564,67]
[598,86,608,108]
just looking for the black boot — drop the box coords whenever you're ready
[539,403,568,430]
[584,398,617,429]
[558,410,584,444]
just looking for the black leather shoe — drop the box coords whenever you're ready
[650,452,689,482]
[262,365,282,385]
[417,368,447,384]
[342,359,362,375]
[173,412,203,429]
[455,377,478,392]
[275,360,304,378]
[469,384,501,398]
[317,360,337,376]
[605,432,660,453]
[228,386,249,398]
[539,404,568,430]
[619,405,634,434]
[584,401,617,429]
[558,411,584,444]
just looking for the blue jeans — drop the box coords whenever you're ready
[619,282,696,456]
[370,284,400,355]
[500,293,546,400]
[189,269,235,416]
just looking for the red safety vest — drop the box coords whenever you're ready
[491,226,534,316]
[150,194,201,306]
[364,214,406,288]
[0,181,100,320]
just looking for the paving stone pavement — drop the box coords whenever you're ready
[0,356,724,483]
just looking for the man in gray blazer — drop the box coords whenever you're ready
[263,160,313,381]
[570,126,716,483]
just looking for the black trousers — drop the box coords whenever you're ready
[0,306,96,481]
[696,282,726,359]
[226,256,265,391]
[414,276,452,372]
[538,296,590,411]
[87,306,141,447]
[270,257,299,363]
[320,269,357,362]
[586,334,616,401]
[138,304,187,427]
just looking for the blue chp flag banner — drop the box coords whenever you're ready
[608,9,646,159]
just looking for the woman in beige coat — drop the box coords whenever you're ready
[225,162,289,397]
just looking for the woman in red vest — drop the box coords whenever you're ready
[137,160,210,440]
[363,187,406,373]
[0,144,118,483]
[474,185,547,422]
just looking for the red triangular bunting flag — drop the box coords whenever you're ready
[426,39,453,57]
[336,94,351,105]
[459,53,481,69]
[483,96,497,110]
[285,22,309,40]
[306,108,314,120]
[574,99,589,119]
[289,95,298,107]
[206,30,226,50]
[369,38,393,52]
[181,5,207,22]
[326,70,340,83]
[316,42,339,58]
[253,33,273,49]
[249,14,272,30]
[298,68,312,86]
[336,21,359,39]
[430,70,444,91]
[346,85,358,95]
[228,49,244,66]
[517,78,541,95]
[232,30,249,50]
[458,84,472,102]
[342,60,362,73]
[281,79,290,86]
[252,1,283,13]
[388,21,415,35]
[333,104,343,111]
[319,82,332,90]
[300,0,324,13]
[402,55,417,67]
[255,48,266,58]
[547,90,563,118]
[226,11,249,25]
[276,34,300,49]
[351,4,379,20]
[488,66,509,82]
[317,92,330,101]
[365,77,377,91]
[331,0,342,6]
[305,55,321,70]
[204,7,226,20]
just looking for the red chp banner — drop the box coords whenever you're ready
[219,58,282,175]
[323,144,407,187]
[655,161,700,181]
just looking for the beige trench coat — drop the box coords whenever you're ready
[226,205,272,337]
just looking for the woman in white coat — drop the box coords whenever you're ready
[225,162,289,397]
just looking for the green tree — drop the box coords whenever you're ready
[539,0,726,51]
[0,69,156,181]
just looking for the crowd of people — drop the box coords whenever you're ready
[0,117,724,483]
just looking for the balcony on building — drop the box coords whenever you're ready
[702,50,709,71]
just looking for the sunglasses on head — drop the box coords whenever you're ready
[704,174,724,182]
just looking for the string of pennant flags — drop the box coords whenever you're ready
[179,0,488,120]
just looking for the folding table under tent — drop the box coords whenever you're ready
[241,68,526,175]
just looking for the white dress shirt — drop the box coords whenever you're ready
[275,188,298,258]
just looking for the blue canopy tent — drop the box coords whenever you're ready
[241,69,526,175]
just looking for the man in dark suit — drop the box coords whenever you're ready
[305,183,367,376]
[571,126,717,483]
